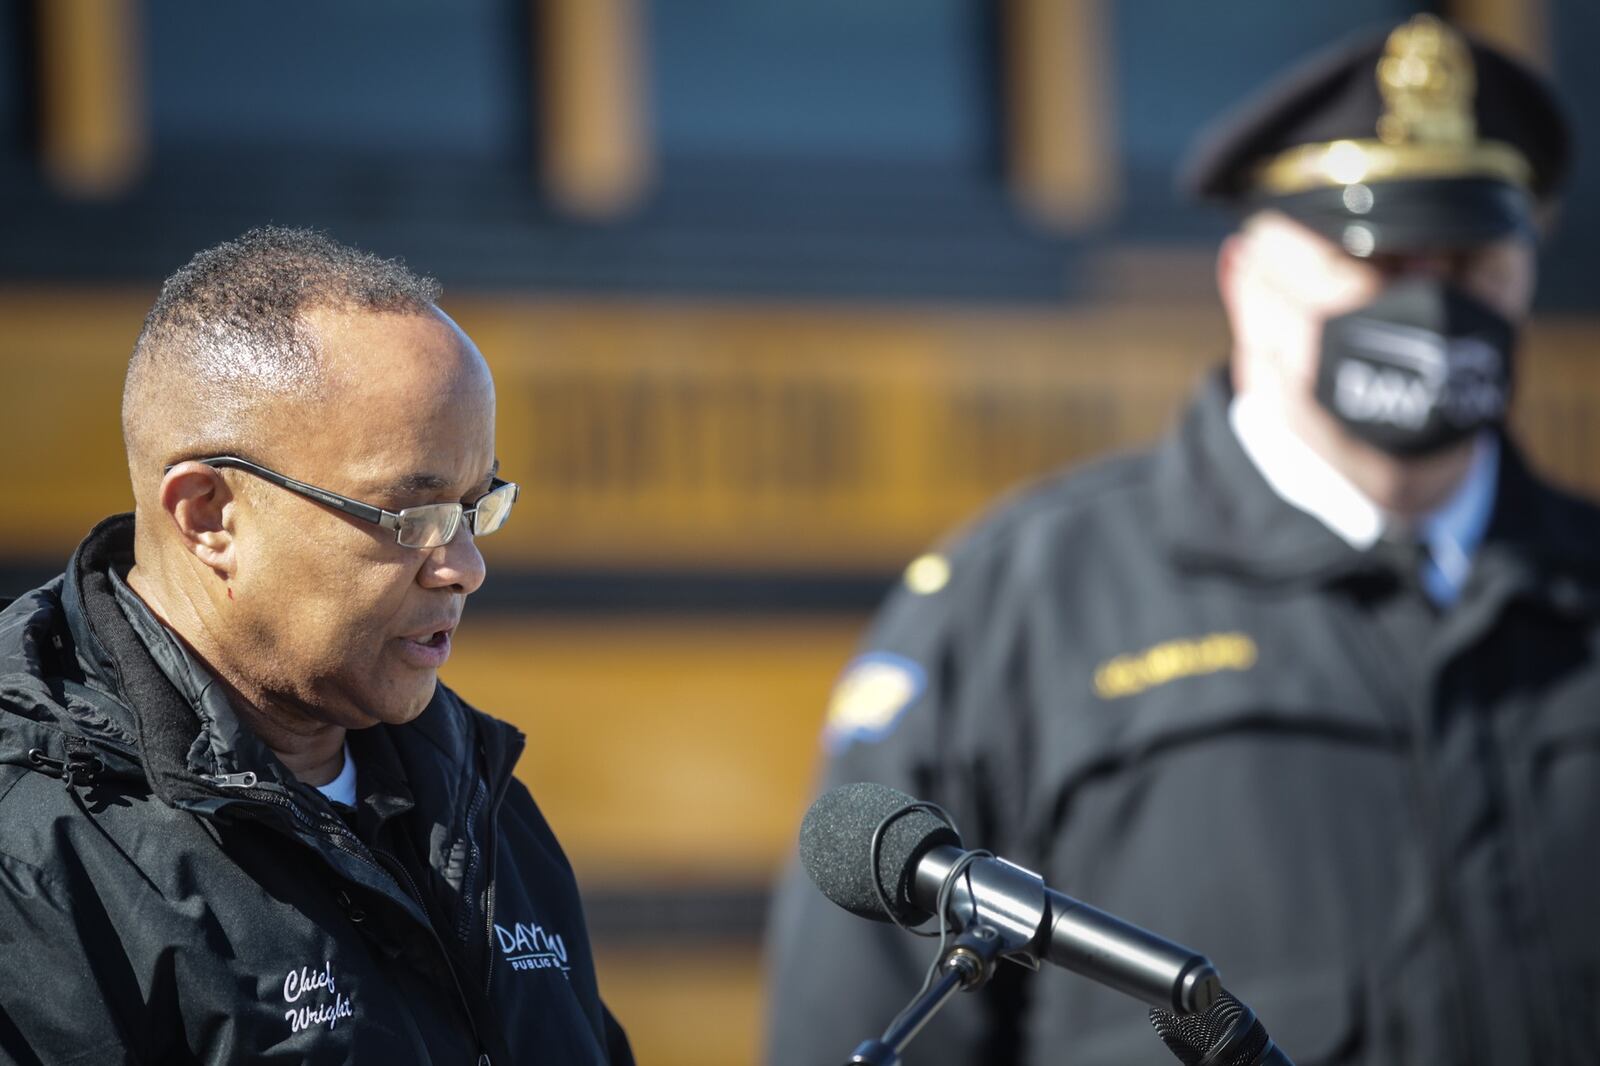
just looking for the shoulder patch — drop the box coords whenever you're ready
[822,653,927,752]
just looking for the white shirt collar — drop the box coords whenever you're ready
[315,741,358,808]
[1228,390,1499,604]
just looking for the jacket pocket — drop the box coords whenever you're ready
[1517,700,1600,1059]
[1031,689,1416,1065]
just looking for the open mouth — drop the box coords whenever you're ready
[398,625,456,667]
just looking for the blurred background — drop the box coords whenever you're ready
[4,1,1600,1062]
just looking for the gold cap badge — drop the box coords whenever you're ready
[1376,14,1476,148]
[1255,15,1530,196]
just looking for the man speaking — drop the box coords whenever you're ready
[0,228,632,1064]
[767,16,1600,1066]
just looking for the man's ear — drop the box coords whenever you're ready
[1216,228,1261,395]
[1216,230,1247,314]
[159,462,237,575]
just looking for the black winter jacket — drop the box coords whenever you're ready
[766,372,1600,1066]
[0,515,634,1065]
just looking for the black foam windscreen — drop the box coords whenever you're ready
[797,782,963,926]
[1150,990,1270,1066]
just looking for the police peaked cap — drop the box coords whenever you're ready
[1179,15,1571,253]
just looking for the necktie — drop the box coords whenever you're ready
[1391,535,1430,591]
[1376,534,1442,642]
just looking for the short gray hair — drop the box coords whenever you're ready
[122,226,442,469]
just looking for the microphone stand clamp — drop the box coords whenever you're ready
[842,922,1007,1066]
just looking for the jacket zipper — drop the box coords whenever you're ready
[479,744,521,997]
[1332,590,1484,1065]
[456,777,488,945]
[212,779,495,1060]
[366,845,497,1062]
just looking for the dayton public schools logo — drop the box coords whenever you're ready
[1334,322,1505,430]
[494,919,571,977]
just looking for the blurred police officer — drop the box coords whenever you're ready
[766,16,1600,1066]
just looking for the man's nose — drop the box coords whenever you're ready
[419,526,487,595]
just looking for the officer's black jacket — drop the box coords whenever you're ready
[766,372,1600,1066]
[0,515,634,1065]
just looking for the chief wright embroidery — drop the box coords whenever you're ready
[1093,632,1259,699]
[495,919,571,976]
[281,961,355,1034]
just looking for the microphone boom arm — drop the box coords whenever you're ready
[916,845,1221,1014]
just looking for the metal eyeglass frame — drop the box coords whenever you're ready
[164,454,519,549]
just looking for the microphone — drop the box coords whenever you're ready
[798,782,1221,1014]
[1149,989,1295,1066]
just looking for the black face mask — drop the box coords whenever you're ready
[1314,279,1517,458]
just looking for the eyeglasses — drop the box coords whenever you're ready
[167,455,519,549]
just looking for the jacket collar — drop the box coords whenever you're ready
[62,513,212,804]
[1154,371,1363,584]
[1466,442,1600,616]
[108,565,293,784]
[1154,370,1600,611]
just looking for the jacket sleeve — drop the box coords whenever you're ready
[602,1002,634,1066]
[763,539,1033,1066]
[0,848,143,1065]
